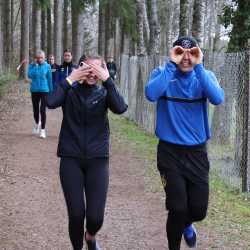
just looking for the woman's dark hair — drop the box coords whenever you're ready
[78,54,103,66]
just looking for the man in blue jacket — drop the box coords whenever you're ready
[28,50,53,139]
[145,37,224,250]
[57,49,77,84]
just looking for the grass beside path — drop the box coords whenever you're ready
[0,73,17,97]
[110,114,250,249]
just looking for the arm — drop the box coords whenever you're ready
[194,64,224,105]
[103,77,128,114]
[46,79,71,109]
[145,61,176,102]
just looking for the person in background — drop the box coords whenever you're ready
[16,59,28,76]
[145,36,224,250]
[28,50,53,139]
[106,56,117,80]
[57,49,77,84]
[48,54,59,90]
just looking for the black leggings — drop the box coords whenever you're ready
[60,157,109,250]
[31,92,47,129]
[157,141,209,250]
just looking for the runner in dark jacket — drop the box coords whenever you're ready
[48,54,59,90]
[46,54,127,250]
[57,49,77,84]
[106,56,117,80]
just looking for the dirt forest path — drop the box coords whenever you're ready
[0,82,235,250]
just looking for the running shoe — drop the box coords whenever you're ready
[183,224,197,248]
[39,129,46,139]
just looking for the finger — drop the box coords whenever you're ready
[88,62,102,71]
[90,68,101,78]
[103,61,108,70]
[175,47,185,55]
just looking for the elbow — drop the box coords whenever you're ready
[114,104,128,114]
[145,86,157,102]
[46,96,57,109]
[212,91,224,105]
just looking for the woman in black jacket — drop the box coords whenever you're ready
[46,54,127,250]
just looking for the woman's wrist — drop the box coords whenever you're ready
[66,77,74,85]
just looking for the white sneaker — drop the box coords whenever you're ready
[39,129,46,139]
[32,123,40,135]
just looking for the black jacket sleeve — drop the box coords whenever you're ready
[103,77,128,114]
[46,79,71,109]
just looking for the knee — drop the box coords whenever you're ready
[190,206,207,222]
[86,216,104,235]
[69,209,85,225]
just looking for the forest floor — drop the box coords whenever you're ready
[0,81,250,250]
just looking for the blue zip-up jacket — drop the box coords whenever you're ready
[145,62,224,145]
[28,62,53,93]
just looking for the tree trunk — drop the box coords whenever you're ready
[121,25,131,55]
[3,0,11,68]
[71,0,82,63]
[114,18,121,66]
[41,9,47,51]
[20,0,30,79]
[213,0,224,51]
[47,7,53,56]
[172,0,180,40]
[31,1,41,57]
[148,0,160,54]
[0,0,4,72]
[54,0,63,64]
[63,0,69,51]
[179,0,189,36]
[143,1,150,48]
[98,0,106,57]
[136,0,147,55]
[104,1,115,58]
[10,0,14,53]
[192,0,205,46]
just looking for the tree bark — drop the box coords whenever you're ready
[0,0,4,72]
[148,0,160,54]
[31,1,41,57]
[20,0,30,79]
[192,0,205,46]
[71,0,82,63]
[179,0,189,36]
[3,0,11,68]
[98,0,106,57]
[63,0,69,51]
[54,0,63,64]
[47,7,53,56]
[41,9,47,51]
[136,0,147,55]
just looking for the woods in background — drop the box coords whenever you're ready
[0,0,249,77]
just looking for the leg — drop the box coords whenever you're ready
[157,144,188,250]
[85,158,109,236]
[40,93,47,129]
[162,171,188,250]
[31,93,40,124]
[186,150,210,225]
[60,157,85,250]
[187,180,209,224]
